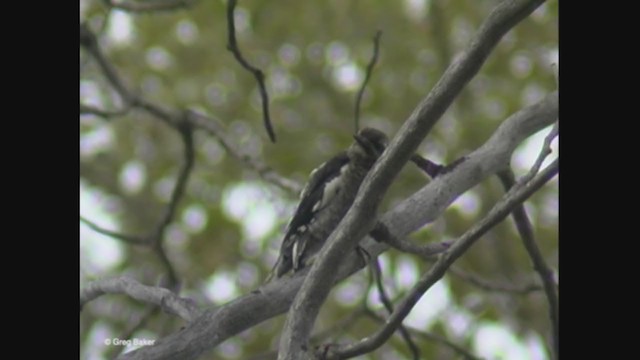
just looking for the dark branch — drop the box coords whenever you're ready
[80,103,129,119]
[369,258,420,360]
[371,221,451,258]
[80,216,147,245]
[225,0,276,143]
[497,169,558,359]
[151,119,196,288]
[409,154,444,178]
[354,30,382,132]
[448,265,543,294]
[80,23,136,106]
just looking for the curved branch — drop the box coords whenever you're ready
[80,276,201,322]
[117,90,557,360]
[226,0,276,142]
[279,1,547,358]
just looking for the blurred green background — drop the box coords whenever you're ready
[80,0,558,359]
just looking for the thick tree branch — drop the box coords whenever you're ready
[80,276,201,321]
[226,0,276,142]
[328,159,558,358]
[117,88,557,360]
[279,1,547,358]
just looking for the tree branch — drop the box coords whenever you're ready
[226,0,276,142]
[354,30,382,132]
[448,265,543,294]
[279,1,547,358]
[370,221,451,258]
[80,216,147,245]
[369,258,420,360]
[497,169,558,359]
[80,276,201,321]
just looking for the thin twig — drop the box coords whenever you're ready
[448,265,543,294]
[497,169,558,359]
[225,0,276,143]
[518,122,558,186]
[354,30,382,132]
[80,216,147,245]
[80,23,136,106]
[80,103,130,119]
[370,258,420,360]
[371,221,451,258]
[150,119,195,288]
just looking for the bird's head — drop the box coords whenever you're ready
[350,127,388,161]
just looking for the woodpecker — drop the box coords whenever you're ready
[268,127,388,280]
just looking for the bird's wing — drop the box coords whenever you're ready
[283,152,349,240]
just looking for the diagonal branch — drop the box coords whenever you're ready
[354,30,382,132]
[279,1,547,358]
[448,265,543,294]
[226,0,276,142]
[80,216,147,245]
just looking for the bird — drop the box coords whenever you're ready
[268,127,389,280]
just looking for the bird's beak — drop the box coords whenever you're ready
[353,134,367,149]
